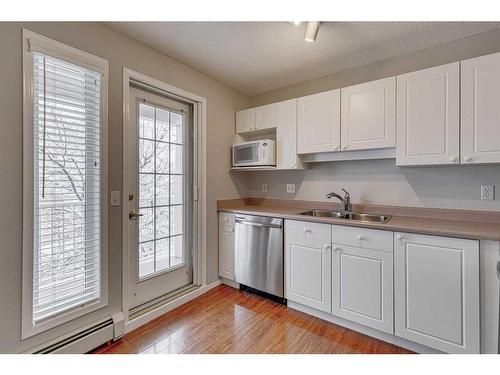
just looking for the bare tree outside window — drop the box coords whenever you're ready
[32,53,101,322]
[137,102,185,279]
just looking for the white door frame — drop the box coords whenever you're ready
[122,68,207,324]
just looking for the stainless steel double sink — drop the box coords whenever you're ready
[299,209,391,224]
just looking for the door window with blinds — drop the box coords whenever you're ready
[23,31,108,337]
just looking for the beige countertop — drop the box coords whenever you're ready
[217,199,500,241]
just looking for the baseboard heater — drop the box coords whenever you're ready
[129,284,199,320]
[28,312,125,354]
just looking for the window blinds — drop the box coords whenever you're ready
[32,52,102,323]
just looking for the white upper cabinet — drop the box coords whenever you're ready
[275,99,303,169]
[236,104,276,133]
[394,232,480,353]
[396,62,460,166]
[461,52,500,164]
[255,103,276,130]
[341,77,396,151]
[236,108,256,133]
[297,89,341,154]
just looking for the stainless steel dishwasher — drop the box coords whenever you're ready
[234,214,284,298]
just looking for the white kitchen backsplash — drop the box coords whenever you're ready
[245,159,500,211]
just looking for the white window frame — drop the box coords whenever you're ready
[22,29,109,339]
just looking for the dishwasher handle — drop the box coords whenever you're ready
[235,219,282,229]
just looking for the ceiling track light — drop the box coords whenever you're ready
[304,21,320,42]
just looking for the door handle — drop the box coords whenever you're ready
[235,220,282,229]
[129,211,144,219]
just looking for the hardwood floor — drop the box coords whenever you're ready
[92,284,413,354]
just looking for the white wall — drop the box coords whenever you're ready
[0,22,249,353]
[246,160,500,211]
[247,28,500,212]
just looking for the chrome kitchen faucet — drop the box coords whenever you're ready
[325,188,352,212]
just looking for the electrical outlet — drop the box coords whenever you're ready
[286,184,295,194]
[481,185,495,200]
[262,184,268,193]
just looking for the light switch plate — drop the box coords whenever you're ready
[262,184,268,193]
[286,184,295,194]
[110,191,121,206]
[481,185,495,200]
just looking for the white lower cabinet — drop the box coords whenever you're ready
[284,219,484,353]
[394,232,480,353]
[285,220,332,313]
[332,231,394,333]
[218,213,235,280]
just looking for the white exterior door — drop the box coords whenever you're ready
[285,221,332,313]
[332,244,394,334]
[236,108,256,133]
[396,62,460,166]
[394,232,480,353]
[461,52,500,164]
[341,77,396,151]
[127,87,193,309]
[297,89,341,154]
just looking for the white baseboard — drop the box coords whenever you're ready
[125,280,222,334]
[288,301,441,354]
[221,278,239,289]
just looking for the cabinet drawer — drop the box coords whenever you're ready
[285,220,331,243]
[219,212,235,228]
[332,225,393,252]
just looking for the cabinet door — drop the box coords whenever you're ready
[236,108,256,133]
[285,221,332,313]
[218,214,235,280]
[255,103,276,130]
[332,244,393,334]
[394,232,479,353]
[341,77,396,151]
[275,99,303,169]
[461,52,500,164]
[396,63,460,166]
[297,89,341,154]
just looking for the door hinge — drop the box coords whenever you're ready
[193,186,199,201]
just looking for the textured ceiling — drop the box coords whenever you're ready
[105,22,500,95]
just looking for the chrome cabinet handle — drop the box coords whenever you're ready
[463,156,473,162]
[324,244,331,250]
[449,156,458,163]
[357,235,365,241]
[129,211,144,219]
[496,261,500,280]
[396,234,403,240]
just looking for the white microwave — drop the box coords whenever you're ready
[232,140,276,167]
